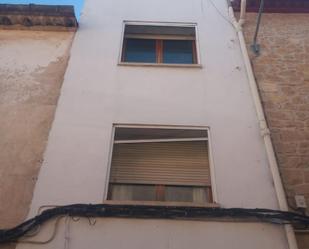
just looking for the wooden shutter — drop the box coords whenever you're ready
[110,141,210,186]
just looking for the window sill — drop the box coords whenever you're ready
[104,200,219,208]
[118,62,203,68]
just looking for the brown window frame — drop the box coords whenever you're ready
[121,38,198,64]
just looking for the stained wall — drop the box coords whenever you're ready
[0,30,75,231]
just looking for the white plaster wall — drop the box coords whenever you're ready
[19,218,287,249]
[17,0,288,248]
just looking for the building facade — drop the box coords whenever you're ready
[1,0,308,249]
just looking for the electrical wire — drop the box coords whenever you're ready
[17,216,64,244]
[64,216,71,249]
[22,224,41,237]
[0,204,309,244]
[207,0,234,27]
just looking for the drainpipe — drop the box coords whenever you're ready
[238,0,246,26]
[226,1,298,249]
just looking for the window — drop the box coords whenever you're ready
[107,126,213,204]
[121,24,198,65]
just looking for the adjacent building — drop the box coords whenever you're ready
[0,3,77,245]
[233,0,309,247]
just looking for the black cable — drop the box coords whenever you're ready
[1,204,309,244]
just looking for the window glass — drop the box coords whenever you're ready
[165,186,193,202]
[163,40,194,64]
[109,184,210,203]
[124,38,156,63]
[109,184,156,201]
[165,186,208,203]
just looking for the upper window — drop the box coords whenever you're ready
[107,126,212,204]
[121,24,198,65]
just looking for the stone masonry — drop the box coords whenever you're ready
[242,13,309,249]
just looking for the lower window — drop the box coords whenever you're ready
[107,126,212,204]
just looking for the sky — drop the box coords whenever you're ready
[0,0,84,19]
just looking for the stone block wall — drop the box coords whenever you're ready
[242,13,309,248]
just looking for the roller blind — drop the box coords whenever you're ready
[124,25,196,40]
[110,141,210,186]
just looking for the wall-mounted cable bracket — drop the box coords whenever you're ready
[251,0,264,55]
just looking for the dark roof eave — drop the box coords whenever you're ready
[232,0,309,13]
[0,3,78,30]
